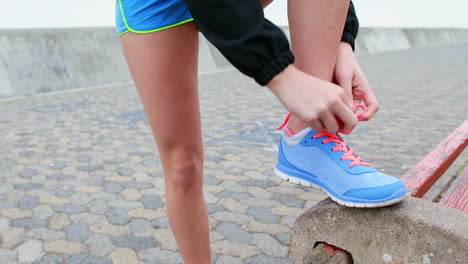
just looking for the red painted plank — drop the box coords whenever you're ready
[401,119,468,198]
[439,165,468,213]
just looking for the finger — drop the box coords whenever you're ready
[310,119,324,134]
[332,101,358,134]
[359,85,379,121]
[335,74,354,108]
[320,111,339,134]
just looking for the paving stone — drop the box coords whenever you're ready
[39,196,72,206]
[108,248,142,264]
[48,213,71,230]
[117,167,134,176]
[271,206,303,217]
[241,179,276,188]
[140,195,164,210]
[1,227,25,248]
[65,222,91,242]
[151,217,170,229]
[242,222,290,235]
[138,248,183,264]
[105,208,131,225]
[18,239,45,263]
[246,186,274,200]
[43,240,86,255]
[22,168,37,178]
[89,222,131,237]
[240,197,282,208]
[280,215,297,228]
[152,228,178,251]
[7,189,26,202]
[211,211,253,225]
[218,198,248,213]
[120,188,142,201]
[243,254,294,264]
[90,192,120,201]
[0,217,10,233]
[251,233,289,257]
[215,190,252,200]
[111,234,157,250]
[127,219,154,237]
[48,174,74,181]
[85,234,116,257]
[215,256,243,264]
[203,175,221,185]
[0,207,33,219]
[207,204,225,214]
[70,193,92,205]
[104,182,123,193]
[55,186,75,198]
[276,232,291,246]
[19,196,40,210]
[70,213,107,225]
[0,201,17,210]
[273,193,305,208]
[211,240,261,259]
[50,161,66,170]
[246,207,280,224]
[11,218,47,229]
[88,200,107,214]
[210,231,226,243]
[62,166,77,175]
[266,186,304,195]
[77,165,100,172]
[78,154,92,162]
[0,184,14,194]
[55,204,88,214]
[74,185,103,193]
[128,208,165,221]
[65,253,111,264]
[107,199,143,210]
[122,181,153,189]
[0,248,17,263]
[27,228,66,242]
[216,222,252,243]
[34,254,63,264]
[204,191,219,204]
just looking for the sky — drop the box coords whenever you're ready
[0,0,467,29]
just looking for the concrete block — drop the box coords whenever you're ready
[290,197,468,264]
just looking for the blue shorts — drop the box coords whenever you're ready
[115,0,193,36]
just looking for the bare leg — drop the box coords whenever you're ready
[287,0,350,133]
[119,22,210,264]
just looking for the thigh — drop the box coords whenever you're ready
[119,22,202,162]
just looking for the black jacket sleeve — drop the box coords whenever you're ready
[341,1,359,50]
[184,0,359,86]
[184,0,294,86]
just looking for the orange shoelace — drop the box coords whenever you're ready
[276,104,370,169]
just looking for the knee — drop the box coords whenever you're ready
[163,149,203,193]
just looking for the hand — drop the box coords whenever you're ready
[267,65,357,134]
[334,42,379,121]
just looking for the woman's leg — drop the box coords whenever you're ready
[287,0,350,133]
[119,22,210,264]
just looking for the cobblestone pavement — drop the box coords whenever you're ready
[0,43,467,263]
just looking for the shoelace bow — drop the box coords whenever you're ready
[276,104,370,169]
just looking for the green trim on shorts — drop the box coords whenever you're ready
[118,0,194,35]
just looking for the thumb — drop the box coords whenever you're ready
[335,73,354,108]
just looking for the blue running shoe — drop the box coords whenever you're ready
[275,127,408,207]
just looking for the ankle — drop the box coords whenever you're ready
[287,116,309,134]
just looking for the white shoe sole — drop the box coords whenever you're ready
[274,168,408,208]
